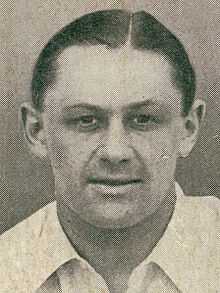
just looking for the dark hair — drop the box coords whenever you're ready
[31,9,196,115]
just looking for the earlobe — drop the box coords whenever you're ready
[178,99,206,158]
[20,102,48,159]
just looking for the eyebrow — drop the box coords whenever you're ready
[61,99,172,114]
[123,100,171,111]
[61,103,105,114]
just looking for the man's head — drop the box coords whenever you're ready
[21,10,205,229]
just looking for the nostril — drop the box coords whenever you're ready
[99,158,130,172]
[100,157,109,164]
[120,158,129,164]
[100,157,129,164]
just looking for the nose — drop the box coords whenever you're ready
[97,117,134,165]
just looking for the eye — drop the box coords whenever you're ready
[62,109,107,132]
[128,114,161,131]
[134,114,160,125]
[75,115,100,130]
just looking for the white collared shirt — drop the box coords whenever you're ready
[0,184,219,292]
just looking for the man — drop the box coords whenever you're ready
[0,9,219,292]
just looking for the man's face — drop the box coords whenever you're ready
[42,46,185,229]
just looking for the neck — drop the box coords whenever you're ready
[57,189,176,290]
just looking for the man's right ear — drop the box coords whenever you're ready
[20,102,48,159]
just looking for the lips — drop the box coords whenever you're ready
[88,177,142,186]
[88,177,142,196]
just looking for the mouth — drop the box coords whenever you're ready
[88,177,142,185]
[88,177,142,196]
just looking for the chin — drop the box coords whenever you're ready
[86,217,139,230]
[82,206,146,229]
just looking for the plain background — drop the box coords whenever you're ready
[0,0,219,234]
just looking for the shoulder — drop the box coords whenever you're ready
[162,194,220,292]
[0,203,55,293]
[175,195,219,291]
[174,194,219,240]
[177,194,219,222]
[175,182,219,222]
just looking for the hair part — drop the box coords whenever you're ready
[31,9,196,115]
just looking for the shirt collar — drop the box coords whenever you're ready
[38,182,185,289]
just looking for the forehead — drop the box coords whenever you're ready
[45,45,182,111]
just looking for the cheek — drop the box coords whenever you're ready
[45,127,99,172]
[132,128,179,171]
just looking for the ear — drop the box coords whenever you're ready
[178,99,206,158]
[20,102,48,159]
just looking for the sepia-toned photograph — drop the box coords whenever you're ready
[0,1,219,292]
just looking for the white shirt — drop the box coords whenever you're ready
[0,184,219,292]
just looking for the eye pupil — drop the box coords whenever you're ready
[81,115,96,125]
[135,115,150,124]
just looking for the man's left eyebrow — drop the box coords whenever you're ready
[123,100,171,111]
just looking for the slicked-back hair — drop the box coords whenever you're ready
[31,9,196,115]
